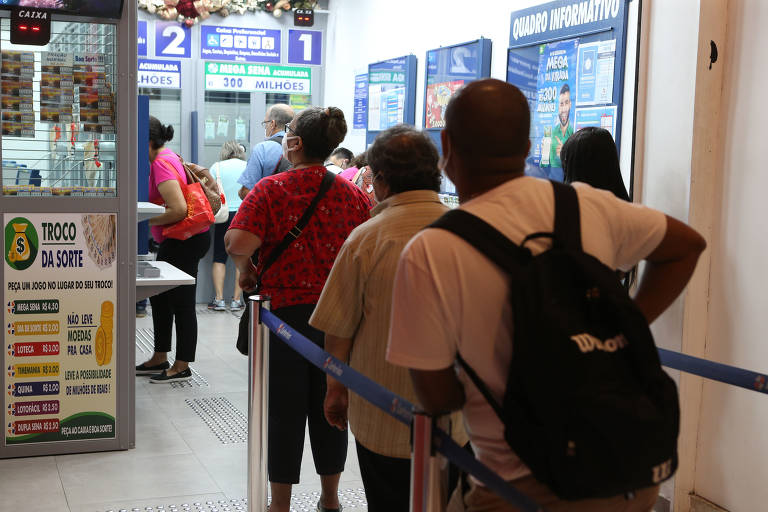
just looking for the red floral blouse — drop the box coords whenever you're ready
[230,165,372,309]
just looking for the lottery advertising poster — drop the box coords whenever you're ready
[424,44,480,129]
[425,81,464,129]
[529,38,578,180]
[41,52,75,124]
[4,213,118,445]
[1,51,35,138]
[506,51,538,113]
[367,60,407,131]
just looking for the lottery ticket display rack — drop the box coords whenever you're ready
[0,1,138,458]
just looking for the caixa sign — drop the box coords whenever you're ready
[137,59,181,89]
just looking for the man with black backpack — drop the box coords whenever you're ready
[237,103,294,200]
[385,79,707,511]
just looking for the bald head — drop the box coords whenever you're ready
[444,79,530,174]
[267,103,294,127]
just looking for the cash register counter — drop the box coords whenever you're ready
[135,202,195,300]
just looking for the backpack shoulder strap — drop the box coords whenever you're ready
[429,209,530,276]
[551,181,582,251]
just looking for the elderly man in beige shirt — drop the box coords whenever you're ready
[310,124,466,511]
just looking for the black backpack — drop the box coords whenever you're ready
[267,135,293,175]
[430,181,679,500]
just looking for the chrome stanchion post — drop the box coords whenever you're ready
[248,295,271,512]
[411,413,449,512]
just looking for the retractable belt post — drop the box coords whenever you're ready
[247,295,271,512]
[410,413,448,512]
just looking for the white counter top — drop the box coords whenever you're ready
[135,261,195,301]
[138,202,165,223]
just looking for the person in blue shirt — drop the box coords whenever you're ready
[237,104,294,199]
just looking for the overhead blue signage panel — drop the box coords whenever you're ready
[155,21,191,59]
[137,20,147,57]
[509,0,625,47]
[200,26,281,63]
[288,29,322,66]
[353,73,368,130]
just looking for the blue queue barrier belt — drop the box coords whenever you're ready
[658,348,768,394]
[260,309,543,512]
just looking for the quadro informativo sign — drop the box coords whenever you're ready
[200,26,281,63]
[204,62,310,95]
[137,59,181,89]
[4,213,118,446]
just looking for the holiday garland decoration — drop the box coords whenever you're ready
[138,0,318,26]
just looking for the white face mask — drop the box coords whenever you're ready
[282,134,298,162]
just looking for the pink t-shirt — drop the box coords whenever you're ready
[339,166,359,181]
[149,148,208,243]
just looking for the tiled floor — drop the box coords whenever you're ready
[0,305,364,512]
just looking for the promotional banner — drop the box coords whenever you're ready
[506,52,538,113]
[138,59,181,90]
[204,62,311,95]
[530,38,578,179]
[201,26,280,63]
[353,73,368,130]
[4,213,117,445]
[424,43,481,129]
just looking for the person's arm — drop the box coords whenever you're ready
[324,334,354,430]
[634,215,707,324]
[238,186,250,200]
[409,367,466,416]
[224,228,262,291]
[237,146,261,199]
[148,180,186,226]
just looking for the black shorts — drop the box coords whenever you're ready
[212,210,236,263]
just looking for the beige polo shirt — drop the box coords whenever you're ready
[310,189,466,458]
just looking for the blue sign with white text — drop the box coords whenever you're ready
[353,73,368,130]
[138,20,147,57]
[288,29,322,66]
[509,0,624,46]
[201,25,281,63]
[155,22,191,59]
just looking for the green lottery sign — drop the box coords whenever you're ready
[204,62,311,95]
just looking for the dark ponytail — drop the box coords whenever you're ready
[149,116,174,149]
[293,106,347,161]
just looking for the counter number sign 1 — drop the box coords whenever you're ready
[155,21,191,59]
[288,29,322,66]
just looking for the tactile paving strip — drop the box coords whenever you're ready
[186,396,247,444]
[101,490,369,511]
[135,329,208,388]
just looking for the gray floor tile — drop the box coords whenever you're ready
[57,452,220,505]
[67,492,229,512]
[0,456,70,512]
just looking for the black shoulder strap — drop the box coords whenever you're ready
[551,181,582,251]
[429,209,531,276]
[257,171,336,289]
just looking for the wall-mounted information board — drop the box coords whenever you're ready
[507,0,630,182]
[366,54,417,145]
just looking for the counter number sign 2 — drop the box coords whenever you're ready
[288,29,322,66]
[156,21,191,59]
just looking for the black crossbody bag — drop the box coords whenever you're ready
[236,171,335,355]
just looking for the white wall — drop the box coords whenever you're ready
[694,0,768,509]
[324,0,542,154]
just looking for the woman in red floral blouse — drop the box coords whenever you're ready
[225,106,370,512]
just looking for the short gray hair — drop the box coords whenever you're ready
[220,140,246,161]
[268,104,295,127]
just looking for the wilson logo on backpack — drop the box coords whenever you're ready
[570,333,629,353]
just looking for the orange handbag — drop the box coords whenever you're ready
[157,159,214,240]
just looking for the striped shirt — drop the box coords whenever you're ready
[310,190,466,458]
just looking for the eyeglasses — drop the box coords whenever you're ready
[261,120,271,128]
[285,123,299,136]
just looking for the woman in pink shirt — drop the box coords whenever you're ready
[135,117,210,383]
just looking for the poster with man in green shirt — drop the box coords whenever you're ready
[550,82,574,169]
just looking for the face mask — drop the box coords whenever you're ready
[282,135,298,162]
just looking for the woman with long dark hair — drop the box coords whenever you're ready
[135,116,210,383]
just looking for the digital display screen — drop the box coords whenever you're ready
[424,42,481,130]
[0,0,124,19]
[367,57,408,132]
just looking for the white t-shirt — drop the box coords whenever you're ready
[212,158,246,212]
[386,177,667,482]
